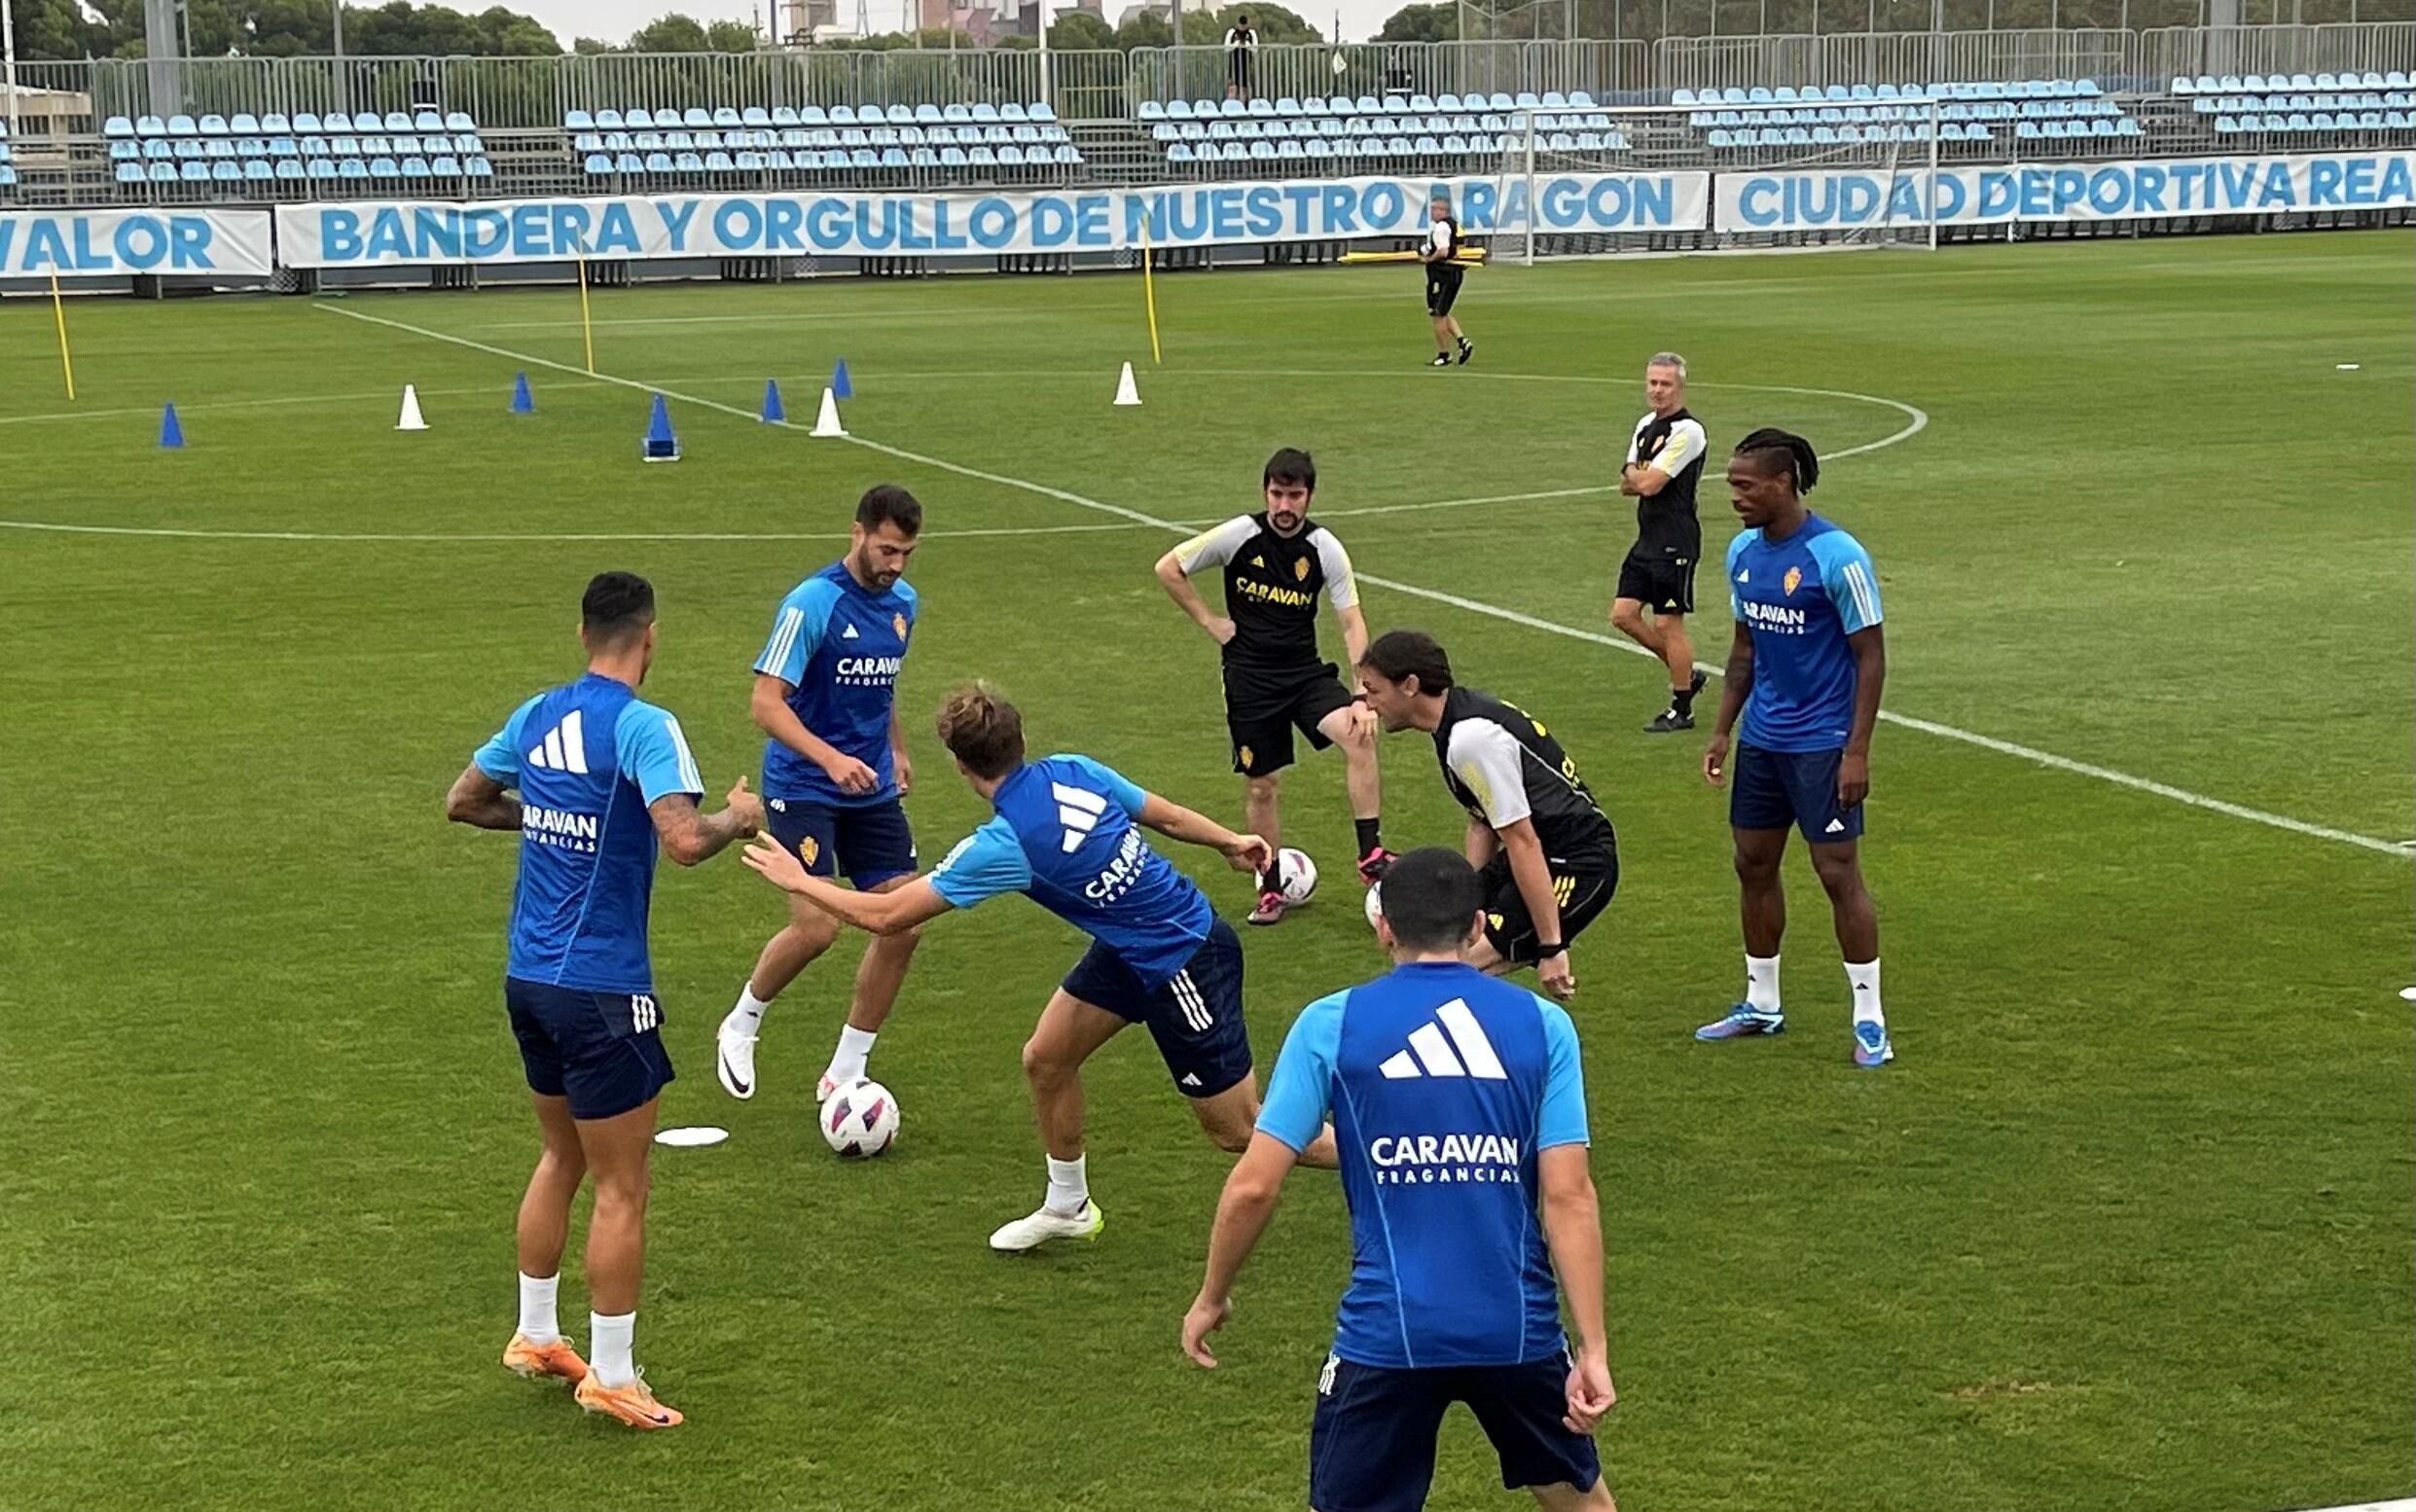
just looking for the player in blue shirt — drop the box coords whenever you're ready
[445,571,762,1431]
[741,681,1338,1252]
[717,486,926,1107]
[1696,428,1893,1066]
[1181,847,1616,1512]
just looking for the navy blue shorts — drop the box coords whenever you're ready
[1730,741,1863,844]
[1310,1353,1602,1512]
[1060,918,1253,1099]
[504,978,674,1121]
[766,795,919,887]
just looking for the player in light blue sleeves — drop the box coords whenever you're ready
[740,682,1336,1253]
[1180,846,1616,1512]
[1696,428,1893,1066]
[446,571,762,1430]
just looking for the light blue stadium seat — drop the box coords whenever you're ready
[117,162,147,184]
[364,156,396,178]
[631,107,664,128]
[407,110,437,132]
[673,107,703,128]
[196,113,228,135]
[636,151,668,172]
[229,113,261,136]
[150,162,178,182]
[203,161,236,182]
[667,151,699,171]
[237,158,274,182]
[769,149,796,169]
[271,158,305,183]
[171,140,201,160]
[106,115,136,138]
[708,106,739,128]
[566,109,595,131]
[166,114,198,136]
[703,150,733,171]
[137,114,167,135]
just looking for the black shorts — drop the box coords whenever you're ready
[1060,918,1253,1098]
[1730,742,1863,844]
[766,795,919,888]
[1223,660,1356,778]
[1425,264,1463,316]
[1477,844,1617,966]
[1615,546,1697,616]
[1310,1353,1602,1512]
[1228,52,1252,88]
[504,978,674,1121]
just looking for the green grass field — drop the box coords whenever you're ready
[3,232,2411,1512]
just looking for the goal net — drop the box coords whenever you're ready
[1484,97,1944,264]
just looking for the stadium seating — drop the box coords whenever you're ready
[103,107,490,196]
[566,100,1080,184]
[1141,91,1625,174]
[1681,79,2140,152]
[2175,71,2416,135]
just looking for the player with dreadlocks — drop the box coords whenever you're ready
[1695,428,1893,1066]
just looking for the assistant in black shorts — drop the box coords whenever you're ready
[1060,918,1253,1098]
[1614,547,1695,617]
[1477,843,1617,967]
[1311,1353,1603,1512]
[1424,262,1462,317]
[1224,660,1357,779]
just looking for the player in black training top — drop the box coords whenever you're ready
[1357,630,1617,1003]
[1611,351,1711,733]
[1157,449,1391,926]
[1421,194,1473,368]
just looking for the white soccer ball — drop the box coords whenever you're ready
[1364,881,1385,931]
[819,1079,900,1159]
[1279,847,1318,904]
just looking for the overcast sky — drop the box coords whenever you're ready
[513,0,1400,47]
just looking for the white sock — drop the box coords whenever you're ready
[1746,954,1782,1013]
[517,1272,559,1344]
[726,984,771,1031]
[1847,958,1883,1026]
[1045,1155,1089,1214]
[825,1025,878,1085]
[591,1311,636,1388]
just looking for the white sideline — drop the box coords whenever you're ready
[307,299,2411,861]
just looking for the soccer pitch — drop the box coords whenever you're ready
[2,233,2410,1512]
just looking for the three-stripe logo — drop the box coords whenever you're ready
[630,993,659,1033]
[1379,998,1507,1080]
[1052,781,1107,854]
[1170,970,1214,1033]
[525,709,590,774]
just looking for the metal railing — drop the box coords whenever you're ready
[6,22,2413,137]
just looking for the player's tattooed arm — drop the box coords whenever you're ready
[1704,624,1755,787]
[445,764,523,832]
[650,778,763,867]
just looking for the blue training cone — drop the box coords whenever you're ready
[641,392,680,462]
[159,403,184,449]
[510,372,534,414]
[831,358,852,400]
[760,378,785,423]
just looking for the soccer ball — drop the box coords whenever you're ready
[1364,881,1385,931]
[819,1079,900,1159]
[1279,847,1318,904]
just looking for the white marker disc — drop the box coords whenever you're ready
[654,1126,731,1148]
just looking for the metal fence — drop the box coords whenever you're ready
[8,21,2415,137]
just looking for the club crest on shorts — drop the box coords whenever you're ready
[1783,565,1803,595]
[798,834,821,867]
[1238,745,1254,770]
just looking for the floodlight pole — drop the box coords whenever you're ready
[1,0,18,142]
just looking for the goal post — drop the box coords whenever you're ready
[1484,96,1945,265]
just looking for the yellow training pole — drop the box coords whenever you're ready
[576,255,596,375]
[49,273,76,401]
[1138,221,1162,366]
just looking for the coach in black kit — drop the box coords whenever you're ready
[1611,350,1711,733]
[1156,449,1391,926]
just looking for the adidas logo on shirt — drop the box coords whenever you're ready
[524,710,590,774]
[1378,998,1507,1080]
[1735,568,1750,584]
[1052,782,1108,853]
[842,624,860,639]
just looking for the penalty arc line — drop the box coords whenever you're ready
[307,301,2408,861]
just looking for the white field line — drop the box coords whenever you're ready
[289,300,2416,860]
